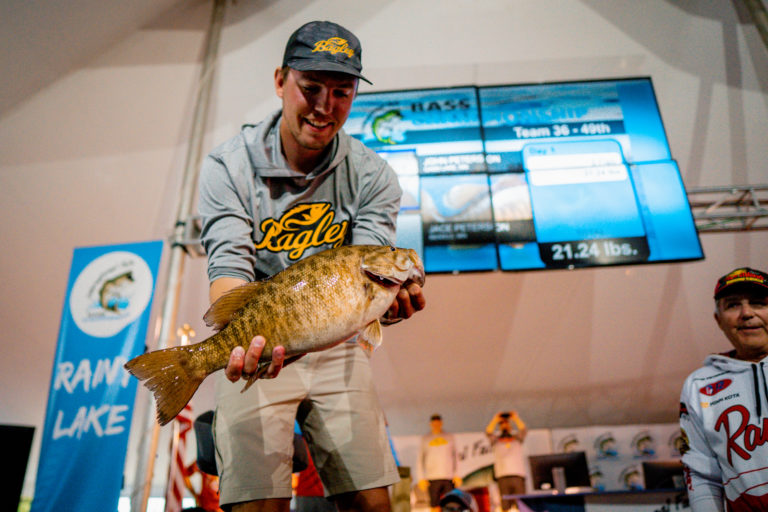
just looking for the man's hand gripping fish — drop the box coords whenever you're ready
[124,245,425,425]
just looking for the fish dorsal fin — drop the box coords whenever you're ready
[357,319,383,354]
[203,281,264,330]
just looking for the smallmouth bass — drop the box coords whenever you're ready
[124,245,425,425]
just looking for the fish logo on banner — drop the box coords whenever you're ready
[630,430,656,458]
[595,432,619,459]
[68,251,155,337]
[619,464,644,490]
[669,430,686,457]
[556,433,581,453]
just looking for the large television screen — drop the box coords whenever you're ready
[344,78,703,273]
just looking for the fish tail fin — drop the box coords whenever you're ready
[124,345,206,426]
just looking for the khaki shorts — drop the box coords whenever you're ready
[213,342,399,507]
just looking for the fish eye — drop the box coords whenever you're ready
[389,246,395,251]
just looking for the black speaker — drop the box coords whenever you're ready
[0,425,35,511]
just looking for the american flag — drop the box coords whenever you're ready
[165,403,193,512]
[165,323,196,512]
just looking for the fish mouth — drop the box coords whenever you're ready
[406,264,426,287]
[405,251,426,287]
[360,247,426,289]
[364,270,404,289]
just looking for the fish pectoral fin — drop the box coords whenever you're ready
[239,354,304,392]
[358,319,383,353]
[204,281,265,330]
[240,361,271,392]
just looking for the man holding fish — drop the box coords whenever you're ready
[198,20,425,512]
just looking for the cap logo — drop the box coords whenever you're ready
[714,267,768,298]
[723,270,765,287]
[312,37,354,58]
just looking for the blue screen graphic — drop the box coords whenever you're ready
[345,78,703,273]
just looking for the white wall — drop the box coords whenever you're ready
[1,0,767,501]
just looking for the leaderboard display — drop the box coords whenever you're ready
[344,78,703,273]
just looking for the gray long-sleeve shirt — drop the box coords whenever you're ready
[199,109,402,282]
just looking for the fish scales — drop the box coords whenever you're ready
[253,247,368,353]
[124,245,425,425]
[230,255,348,356]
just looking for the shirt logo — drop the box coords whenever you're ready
[255,202,348,260]
[312,37,354,58]
[715,404,768,465]
[699,378,732,396]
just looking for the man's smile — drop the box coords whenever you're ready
[304,117,332,130]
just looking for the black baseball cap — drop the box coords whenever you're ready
[430,413,442,421]
[714,267,768,300]
[282,21,371,84]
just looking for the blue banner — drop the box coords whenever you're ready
[31,241,163,512]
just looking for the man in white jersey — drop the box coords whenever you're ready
[679,267,768,511]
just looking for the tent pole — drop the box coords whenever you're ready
[742,0,768,54]
[129,1,226,511]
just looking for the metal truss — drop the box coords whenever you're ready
[687,184,768,233]
[176,215,206,258]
